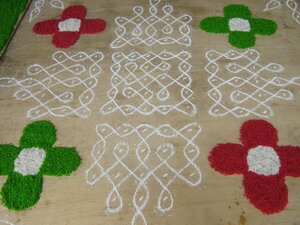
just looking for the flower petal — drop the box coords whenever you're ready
[250,18,277,35]
[1,172,43,211]
[240,120,278,148]
[224,4,252,20]
[228,31,256,49]
[277,146,300,177]
[208,143,248,175]
[40,147,81,176]
[243,172,288,214]
[0,145,20,175]
[19,121,56,149]
[61,5,86,20]
[80,19,107,34]
[52,32,80,48]
[52,32,81,48]
[33,19,60,34]
[200,17,230,33]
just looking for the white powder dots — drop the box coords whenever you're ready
[14,148,46,176]
[247,145,280,176]
[229,18,251,32]
[58,18,81,32]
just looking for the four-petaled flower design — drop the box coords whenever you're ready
[208,120,300,214]
[200,4,277,48]
[0,121,81,211]
[33,5,106,48]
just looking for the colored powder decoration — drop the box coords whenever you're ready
[0,121,81,211]
[0,0,30,54]
[33,5,106,48]
[200,4,277,48]
[208,120,300,214]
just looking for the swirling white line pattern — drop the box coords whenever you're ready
[85,123,201,225]
[29,0,64,22]
[205,49,300,118]
[263,0,300,24]
[0,51,103,119]
[101,50,196,116]
[110,0,192,48]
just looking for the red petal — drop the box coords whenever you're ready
[240,120,278,148]
[243,173,288,214]
[277,146,300,177]
[52,32,81,48]
[208,143,248,175]
[33,20,60,34]
[61,5,86,20]
[80,19,106,34]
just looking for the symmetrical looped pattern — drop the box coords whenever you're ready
[0,51,103,119]
[101,50,196,116]
[85,123,202,225]
[29,0,64,22]
[205,49,300,118]
[110,0,192,48]
[263,0,300,24]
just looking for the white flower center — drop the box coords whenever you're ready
[229,18,251,32]
[58,18,81,32]
[247,146,280,176]
[14,148,46,176]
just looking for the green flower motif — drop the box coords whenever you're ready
[200,4,277,48]
[0,121,81,211]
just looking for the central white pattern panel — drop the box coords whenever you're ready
[101,51,196,116]
[85,123,202,225]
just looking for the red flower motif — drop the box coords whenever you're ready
[208,120,300,214]
[33,5,106,48]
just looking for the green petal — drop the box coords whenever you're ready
[250,18,277,35]
[224,4,252,20]
[19,121,56,149]
[40,147,81,176]
[200,17,230,33]
[228,32,256,49]
[0,145,20,175]
[1,172,43,211]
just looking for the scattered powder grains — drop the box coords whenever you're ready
[0,121,81,210]
[208,120,300,214]
[33,5,106,48]
[0,0,30,53]
[200,4,277,48]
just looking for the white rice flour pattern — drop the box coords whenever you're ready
[110,0,192,48]
[0,220,14,225]
[29,0,64,22]
[0,51,104,119]
[101,51,196,116]
[103,0,195,116]
[85,123,201,225]
[205,49,300,118]
[263,0,300,24]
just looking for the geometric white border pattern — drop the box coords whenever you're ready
[263,0,300,24]
[205,49,300,118]
[101,50,196,116]
[85,123,202,225]
[0,51,104,119]
[110,0,192,48]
